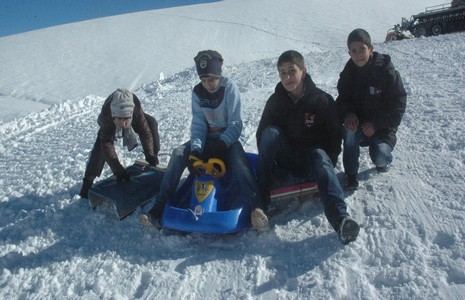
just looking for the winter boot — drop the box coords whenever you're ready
[79,178,94,199]
[344,174,359,191]
[376,165,390,173]
[338,216,360,244]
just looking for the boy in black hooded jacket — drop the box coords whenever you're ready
[336,29,407,190]
[256,50,360,244]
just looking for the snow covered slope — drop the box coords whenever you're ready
[0,0,439,122]
[1,31,464,298]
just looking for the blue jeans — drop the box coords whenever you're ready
[257,126,348,230]
[342,128,393,176]
[156,139,262,210]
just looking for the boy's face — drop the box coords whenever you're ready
[278,62,306,96]
[200,76,221,93]
[348,41,373,67]
[113,117,132,129]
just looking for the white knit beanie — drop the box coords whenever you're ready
[110,89,134,118]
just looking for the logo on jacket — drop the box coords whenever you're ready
[369,86,382,96]
[304,113,316,128]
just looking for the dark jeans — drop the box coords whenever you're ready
[257,126,348,230]
[342,127,393,176]
[155,139,263,210]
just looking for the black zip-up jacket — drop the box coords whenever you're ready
[336,52,407,148]
[256,74,341,166]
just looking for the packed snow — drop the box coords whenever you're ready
[1,0,464,299]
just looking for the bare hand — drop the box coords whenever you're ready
[344,113,359,132]
[361,122,375,137]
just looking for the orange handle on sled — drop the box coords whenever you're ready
[193,158,226,178]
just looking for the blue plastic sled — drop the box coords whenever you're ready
[160,153,318,234]
[161,158,251,234]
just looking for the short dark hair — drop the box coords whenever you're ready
[347,28,372,48]
[277,50,305,70]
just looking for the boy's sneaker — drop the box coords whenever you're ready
[376,165,390,173]
[338,216,360,244]
[139,203,164,230]
[251,208,269,233]
[344,174,359,191]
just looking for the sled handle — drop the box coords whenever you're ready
[193,158,226,178]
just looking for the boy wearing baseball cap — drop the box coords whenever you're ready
[142,50,268,232]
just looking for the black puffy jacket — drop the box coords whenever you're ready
[256,74,341,165]
[336,52,407,148]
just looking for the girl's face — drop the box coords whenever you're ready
[113,117,132,129]
[278,62,306,97]
[348,41,373,67]
[200,76,221,93]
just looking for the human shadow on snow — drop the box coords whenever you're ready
[172,200,342,295]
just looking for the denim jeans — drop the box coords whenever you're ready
[342,127,393,176]
[156,139,262,210]
[257,126,348,230]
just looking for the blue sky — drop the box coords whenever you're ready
[0,0,219,37]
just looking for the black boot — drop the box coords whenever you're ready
[344,174,359,191]
[79,178,94,199]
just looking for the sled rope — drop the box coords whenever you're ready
[187,208,199,221]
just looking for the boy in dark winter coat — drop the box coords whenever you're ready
[141,50,268,232]
[79,88,160,199]
[256,50,360,244]
[336,29,407,190]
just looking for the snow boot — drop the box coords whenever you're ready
[344,174,359,191]
[376,165,390,173]
[79,178,94,199]
[338,216,360,244]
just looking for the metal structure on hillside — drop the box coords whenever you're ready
[385,1,465,41]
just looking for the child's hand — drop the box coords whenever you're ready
[361,122,375,137]
[344,113,359,132]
